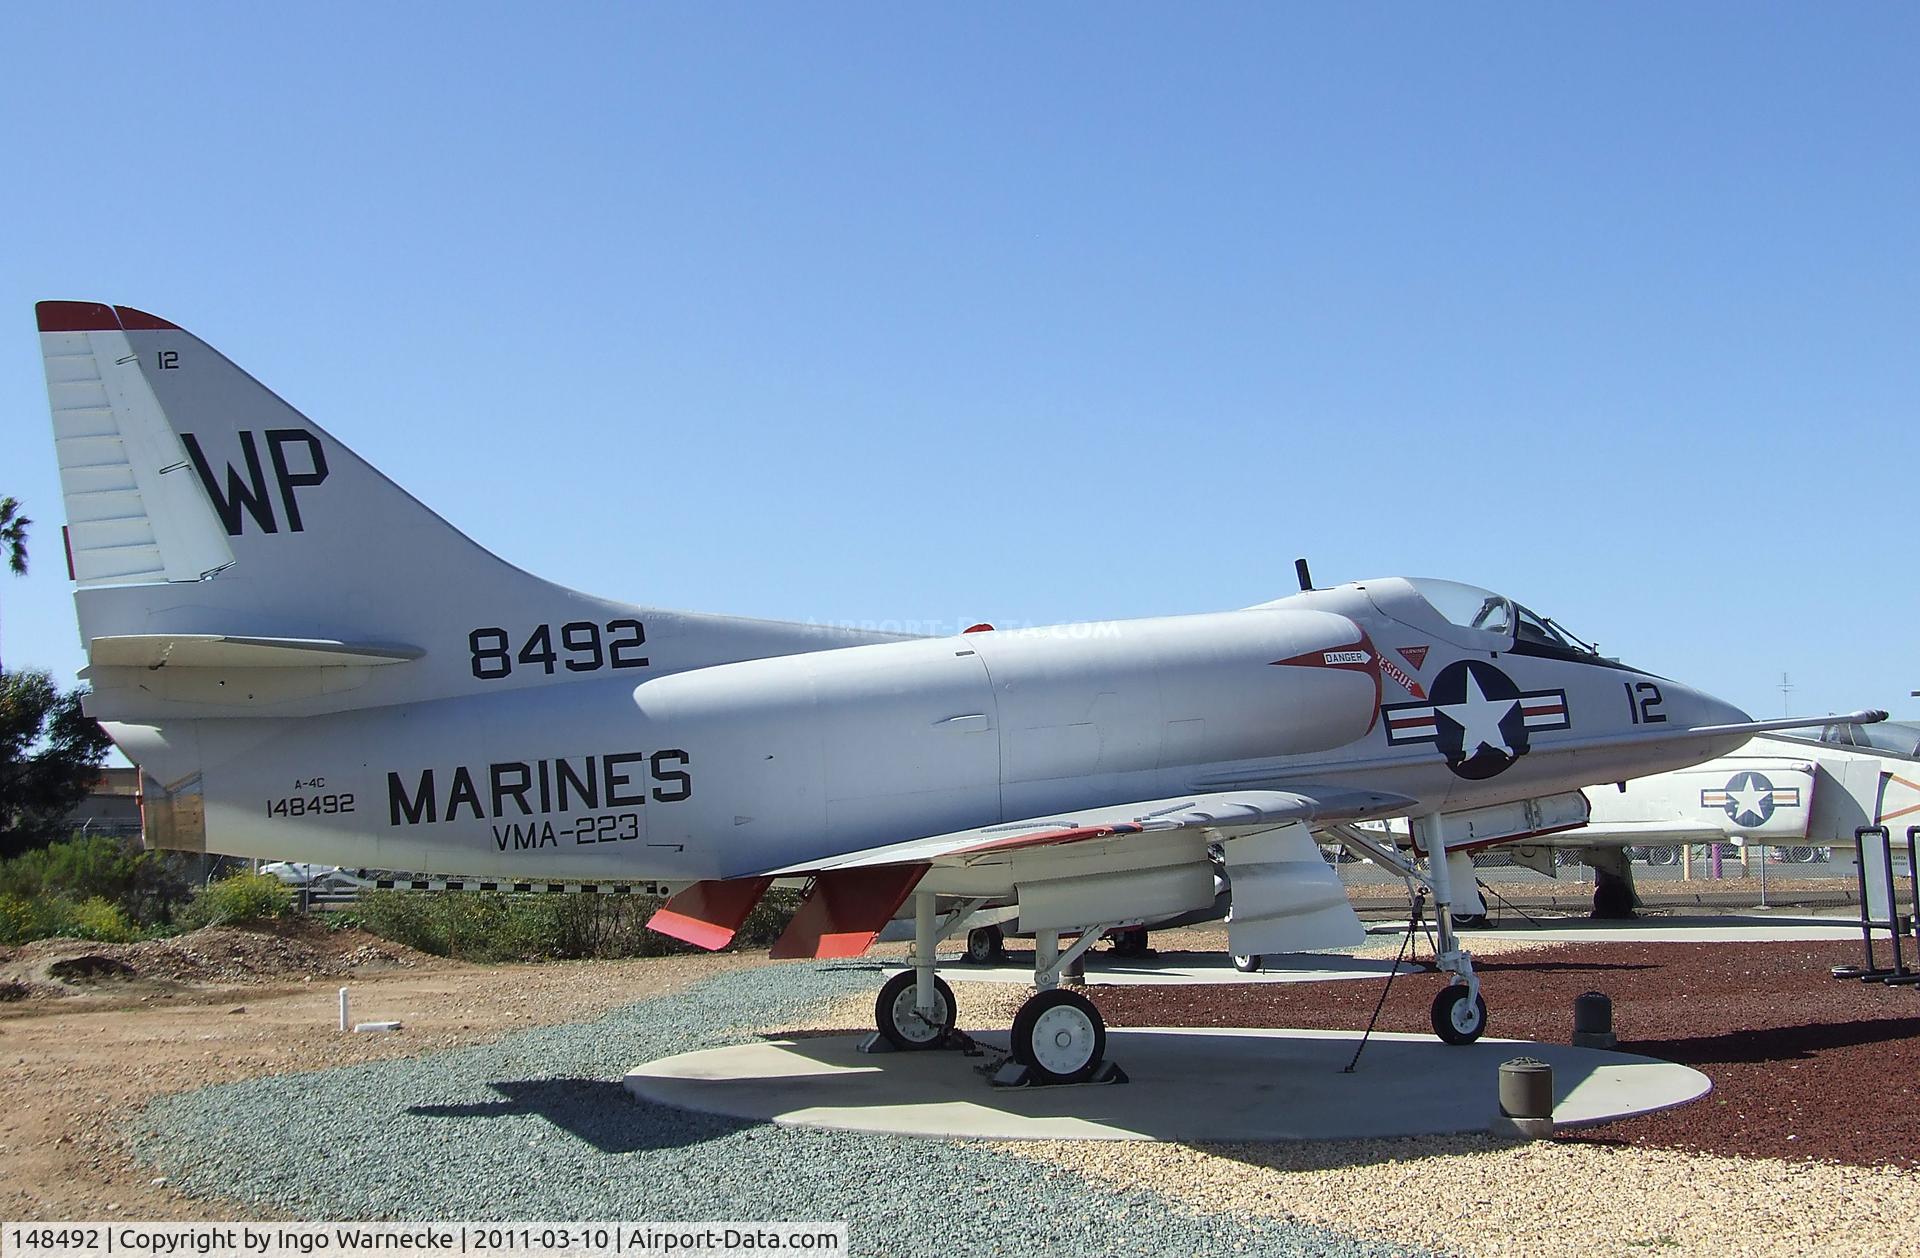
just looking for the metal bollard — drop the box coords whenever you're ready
[1493,1057,1555,1139]
[1573,990,1616,1049]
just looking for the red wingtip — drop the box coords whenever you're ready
[36,301,121,332]
[114,305,179,331]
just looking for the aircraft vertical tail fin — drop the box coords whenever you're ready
[35,301,909,722]
[39,303,237,587]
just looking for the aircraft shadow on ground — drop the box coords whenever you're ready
[1621,1016,1920,1065]
[407,1079,753,1153]
[634,1030,1622,1161]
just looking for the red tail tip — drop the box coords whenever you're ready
[34,302,179,332]
[36,301,120,332]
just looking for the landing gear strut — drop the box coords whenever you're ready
[995,925,1127,1086]
[1414,812,1489,1046]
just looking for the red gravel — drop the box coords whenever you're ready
[1090,939,1920,1168]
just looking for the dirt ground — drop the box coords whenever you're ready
[0,924,754,1221]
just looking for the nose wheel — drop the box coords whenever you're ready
[874,969,957,1050]
[1430,984,1488,1045]
[1010,988,1107,1083]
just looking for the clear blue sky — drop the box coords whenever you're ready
[2,4,1914,722]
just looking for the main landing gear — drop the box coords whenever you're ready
[874,969,956,1050]
[864,892,1128,1086]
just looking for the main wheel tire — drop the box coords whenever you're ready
[965,924,1006,965]
[1231,953,1263,973]
[875,970,957,1050]
[1110,926,1150,958]
[1012,988,1106,1083]
[1451,912,1490,929]
[1430,984,1488,1045]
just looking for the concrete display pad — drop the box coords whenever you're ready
[624,1028,1710,1142]
[928,952,1419,987]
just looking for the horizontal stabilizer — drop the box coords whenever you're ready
[647,877,774,951]
[89,634,423,669]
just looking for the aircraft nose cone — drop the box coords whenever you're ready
[1657,681,1752,759]
[1691,690,1751,729]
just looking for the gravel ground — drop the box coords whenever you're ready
[131,962,1426,1258]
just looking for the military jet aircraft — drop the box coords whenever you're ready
[1455,717,1919,918]
[35,300,1881,1084]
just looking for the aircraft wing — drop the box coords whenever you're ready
[763,786,1419,875]
[650,786,1414,957]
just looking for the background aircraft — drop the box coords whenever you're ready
[1461,718,1918,918]
[36,300,1878,1083]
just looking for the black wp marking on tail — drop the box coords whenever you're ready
[181,429,330,535]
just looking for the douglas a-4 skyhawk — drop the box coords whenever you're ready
[34,301,1882,1083]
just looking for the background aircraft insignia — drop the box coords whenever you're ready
[1701,770,1800,827]
[1381,660,1571,780]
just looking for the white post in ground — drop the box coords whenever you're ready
[338,987,350,1032]
[913,890,937,1015]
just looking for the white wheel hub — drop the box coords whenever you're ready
[1029,1004,1097,1074]
[889,984,947,1044]
[1449,993,1481,1034]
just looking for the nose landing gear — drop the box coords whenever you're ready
[1430,983,1488,1045]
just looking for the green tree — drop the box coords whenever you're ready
[0,670,113,859]
[0,497,26,576]
[0,496,28,672]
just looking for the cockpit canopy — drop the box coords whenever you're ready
[1401,578,1601,656]
[1793,718,1920,760]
